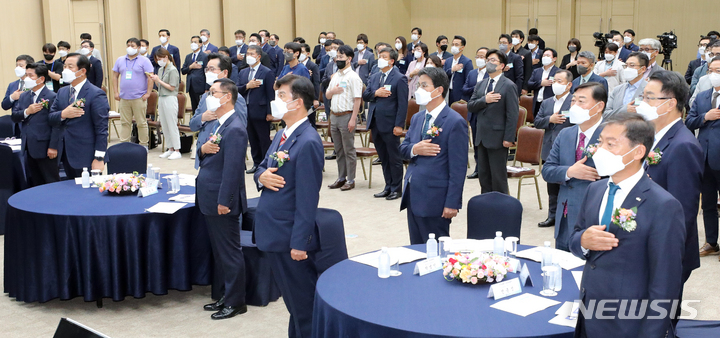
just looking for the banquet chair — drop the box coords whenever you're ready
[0,115,14,138]
[450,101,471,168]
[315,208,348,275]
[507,127,544,209]
[356,133,379,188]
[510,106,527,166]
[104,142,148,175]
[519,95,534,125]
[466,192,522,242]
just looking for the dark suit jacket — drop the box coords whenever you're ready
[625,42,639,52]
[87,56,103,88]
[687,88,720,169]
[312,44,323,63]
[196,112,247,216]
[560,53,580,79]
[512,47,533,90]
[618,47,632,63]
[533,94,573,160]
[48,81,109,169]
[2,80,22,111]
[268,46,284,77]
[462,68,488,102]
[229,44,249,70]
[527,66,558,106]
[443,55,474,104]
[304,60,321,99]
[429,51,453,61]
[503,52,525,95]
[467,75,519,148]
[352,48,375,85]
[363,67,409,133]
[181,52,208,94]
[150,45,182,72]
[202,43,219,54]
[253,120,324,252]
[646,120,703,277]
[10,86,60,159]
[569,175,684,338]
[399,105,468,216]
[525,38,546,51]
[571,73,609,93]
[685,58,704,85]
[237,65,275,120]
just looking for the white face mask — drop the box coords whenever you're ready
[567,102,600,124]
[270,95,298,119]
[205,71,219,86]
[80,48,90,56]
[511,37,520,45]
[200,35,208,43]
[159,36,168,44]
[706,52,712,61]
[541,56,553,66]
[475,58,486,68]
[395,42,403,50]
[328,50,337,58]
[414,87,439,105]
[425,64,435,68]
[157,59,167,67]
[58,50,68,57]
[527,43,536,50]
[414,51,422,59]
[710,72,720,87]
[613,41,622,48]
[248,41,258,46]
[299,53,307,62]
[552,82,568,96]
[636,99,671,121]
[191,43,199,51]
[624,36,632,44]
[604,53,615,62]
[642,51,653,60]
[377,58,389,69]
[357,44,365,51]
[246,55,257,66]
[411,34,419,42]
[62,68,79,83]
[622,67,639,81]
[205,93,226,112]
[593,146,638,177]
[236,39,244,46]
[450,46,460,55]
[14,66,25,78]
[24,77,38,90]
[319,38,327,44]
[126,47,138,56]
[139,47,147,54]
[699,46,706,55]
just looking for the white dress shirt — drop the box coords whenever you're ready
[216,109,235,129]
[477,68,486,84]
[553,91,570,115]
[411,100,446,157]
[486,72,503,94]
[537,66,553,102]
[23,85,45,118]
[282,116,309,140]
[328,67,363,113]
[565,118,602,181]
[597,167,645,225]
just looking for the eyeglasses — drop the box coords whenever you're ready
[418,83,433,89]
[209,91,228,96]
[622,64,642,69]
[486,58,500,63]
[205,67,220,73]
[638,48,657,53]
[638,95,672,102]
[708,69,720,75]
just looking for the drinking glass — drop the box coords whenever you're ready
[90,170,102,187]
[389,255,401,277]
[438,237,451,259]
[540,266,559,296]
[506,237,519,256]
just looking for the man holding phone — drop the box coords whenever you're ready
[603,52,648,118]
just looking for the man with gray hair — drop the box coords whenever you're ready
[200,29,219,54]
[638,38,662,80]
[571,50,608,93]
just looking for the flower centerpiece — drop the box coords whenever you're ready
[98,172,146,195]
[443,252,510,284]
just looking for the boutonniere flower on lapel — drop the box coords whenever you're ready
[270,150,290,167]
[612,207,637,232]
[72,98,86,109]
[646,148,663,165]
[584,143,599,158]
[39,98,49,110]
[426,124,443,138]
[208,132,222,145]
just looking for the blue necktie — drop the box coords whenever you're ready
[421,113,432,139]
[600,183,620,231]
[487,78,494,93]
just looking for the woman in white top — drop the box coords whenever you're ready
[594,42,625,91]
[405,42,428,100]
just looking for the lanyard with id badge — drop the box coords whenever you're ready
[125,58,138,80]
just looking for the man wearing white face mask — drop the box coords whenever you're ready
[74,33,102,63]
[685,36,711,85]
[594,42,626,91]
[605,52,648,118]
[2,55,34,125]
[462,47,489,179]
[542,82,606,251]
[443,35,473,105]
[527,34,544,70]
[199,29,218,54]
[527,48,559,117]
[353,34,375,85]
[112,38,154,149]
[229,30,249,70]
[691,40,720,96]
[510,30,533,94]
[407,27,423,61]
[569,112,685,338]
[181,36,208,114]
[150,29,182,72]
[637,38,661,80]
[497,34,524,96]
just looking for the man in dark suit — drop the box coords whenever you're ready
[150,29,182,72]
[526,28,546,50]
[238,45,276,174]
[400,67,468,244]
[301,43,321,127]
[217,47,240,85]
[569,112,684,338]
[407,27,423,62]
[429,35,452,65]
[181,36,208,113]
[643,71,702,330]
[254,75,324,338]
[467,49,519,194]
[443,35,473,105]
[527,35,544,70]
[685,36,710,85]
[48,53,109,178]
[534,69,574,228]
[571,51,608,93]
[318,39,334,74]
[269,34,285,78]
[527,48,559,117]
[229,30,249,71]
[196,79,248,320]
[498,34,524,96]
[542,82,606,251]
[510,30,533,94]
[247,33,273,70]
[3,54,35,136]
[462,47,489,179]
[353,34,375,85]
[363,47,409,200]
[199,29,219,54]
[11,63,60,186]
[79,41,103,88]
[613,33,632,63]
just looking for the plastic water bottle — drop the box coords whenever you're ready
[378,247,390,278]
[541,241,553,269]
[172,171,180,192]
[552,255,563,291]
[81,167,90,188]
[493,231,505,256]
[146,163,153,178]
[426,233,438,258]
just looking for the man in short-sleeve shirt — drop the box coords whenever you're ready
[112,38,154,148]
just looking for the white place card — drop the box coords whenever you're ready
[505,257,521,273]
[490,293,561,317]
[137,186,158,197]
[518,263,534,287]
[572,271,583,290]
[144,202,187,214]
[487,277,522,300]
[413,257,442,276]
[549,301,580,328]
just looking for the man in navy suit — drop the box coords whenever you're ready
[11,63,60,186]
[510,30,533,94]
[534,69,574,228]
[407,27,423,61]
[270,34,285,78]
[527,35,544,70]
[542,82,606,250]
[686,57,720,259]
[429,35,452,65]
[642,71,702,330]
[363,47,409,199]
[527,48,559,117]
[48,53,109,178]
[353,34,375,85]
[238,45,275,173]
[150,29,182,72]
[196,78,248,320]
[569,112,684,338]
[443,35,473,105]
[254,75,324,338]
[181,36,208,114]
[685,36,710,85]
[199,29,219,54]
[613,32,632,63]
[462,47,489,179]
[498,34,524,96]
[229,30,249,70]
[400,67,468,244]
[217,47,240,85]
[300,43,321,127]
[79,41,103,88]
[3,54,34,136]
[571,51,608,93]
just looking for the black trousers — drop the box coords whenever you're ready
[406,184,451,244]
[701,161,720,245]
[547,182,560,218]
[247,118,272,166]
[477,142,509,194]
[371,127,403,193]
[267,251,318,338]
[469,113,479,173]
[189,91,203,115]
[25,153,59,187]
[204,214,246,307]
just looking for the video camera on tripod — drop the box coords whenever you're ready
[657,31,677,70]
[593,32,614,59]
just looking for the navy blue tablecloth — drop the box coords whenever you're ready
[0,144,26,235]
[313,244,579,338]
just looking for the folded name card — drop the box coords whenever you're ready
[487,277,522,300]
[518,263,534,287]
[506,257,521,273]
[413,257,442,276]
[138,186,158,197]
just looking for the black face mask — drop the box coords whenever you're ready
[336,60,347,69]
[44,54,54,61]
[440,44,448,52]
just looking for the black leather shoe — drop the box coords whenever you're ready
[467,171,478,179]
[211,305,247,320]
[386,192,402,200]
[203,297,225,311]
[374,190,390,198]
[372,158,382,165]
[325,154,337,160]
[245,165,258,174]
[538,217,556,228]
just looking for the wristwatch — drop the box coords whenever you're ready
[94,156,104,162]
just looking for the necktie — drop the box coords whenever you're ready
[31,91,36,102]
[600,183,620,231]
[192,53,196,63]
[712,91,720,109]
[581,77,586,85]
[249,68,255,82]
[69,87,76,105]
[576,132,586,161]
[380,73,386,87]
[487,78,495,93]
[280,132,287,146]
[421,113,432,138]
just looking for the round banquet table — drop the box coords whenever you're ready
[0,144,26,235]
[312,244,581,338]
[3,180,212,303]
